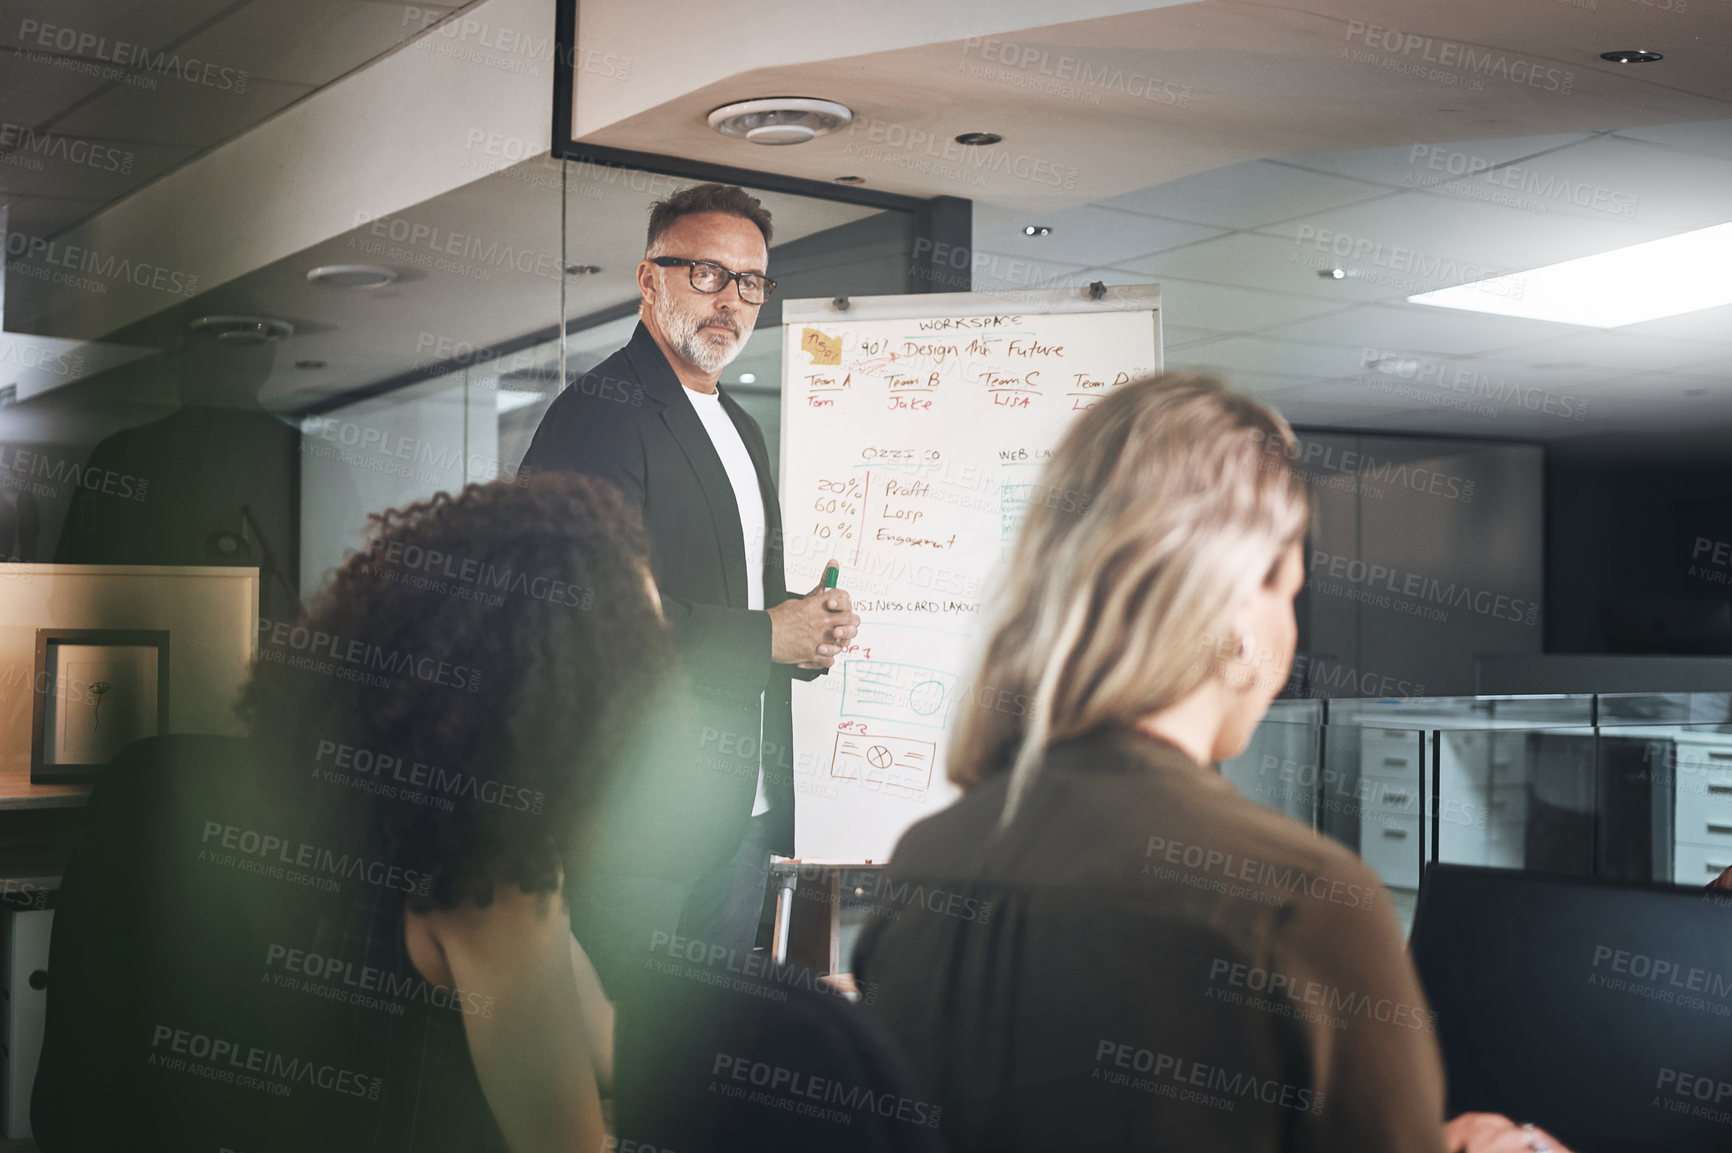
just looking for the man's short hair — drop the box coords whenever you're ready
[645,183,774,255]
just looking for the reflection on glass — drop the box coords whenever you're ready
[1222,697,1732,940]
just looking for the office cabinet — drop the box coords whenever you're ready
[2,907,52,1140]
[1358,729,1422,888]
[1673,736,1732,885]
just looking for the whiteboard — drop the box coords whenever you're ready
[779,286,1161,861]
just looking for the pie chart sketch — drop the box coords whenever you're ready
[909,680,946,717]
[829,732,938,796]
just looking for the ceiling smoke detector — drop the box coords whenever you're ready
[708,98,853,145]
[188,315,295,345]
[306,264,398,289]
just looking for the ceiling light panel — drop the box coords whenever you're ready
[1408,220,1732,327]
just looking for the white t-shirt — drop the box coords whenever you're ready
[685,385,772,816]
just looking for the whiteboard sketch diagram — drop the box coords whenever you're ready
[842,660,958,729]
[829,731,937,798]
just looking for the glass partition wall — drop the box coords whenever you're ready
[1222,693,1732,934]
[291,156,921,613]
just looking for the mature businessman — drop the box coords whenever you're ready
[521,183,859,967]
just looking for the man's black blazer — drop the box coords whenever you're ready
[520,321,820,858]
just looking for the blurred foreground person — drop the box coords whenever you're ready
[853,374,1570,1153]
[37,475,671,1152]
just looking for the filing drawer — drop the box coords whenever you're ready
[1674,761,1732,809]
[1673,842,1732,885]
[1359,811,1421,888]
[1674,740,1732,775]
[1359,730,1423,781]
[1361,777,1421,818]
[1674,800,1732,846]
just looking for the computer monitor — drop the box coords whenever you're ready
[1410,864,1732,1153]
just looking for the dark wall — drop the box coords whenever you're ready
[1288,431,1544,698]
[1545,462,1732,653]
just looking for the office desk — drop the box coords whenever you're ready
[0,770,90,814]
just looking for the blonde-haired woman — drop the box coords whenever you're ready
[852,375,1568,1153]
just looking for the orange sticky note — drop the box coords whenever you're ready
[802,326,842,366]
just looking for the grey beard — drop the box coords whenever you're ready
[657,296,743,374]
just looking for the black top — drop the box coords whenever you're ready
[610,949,945,1153]
[520,321,822,857]
[33,735,508,1153]
[853,724,1447,1153]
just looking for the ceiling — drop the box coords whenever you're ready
[0,0,474,240]
[4,0,1732,463]
[972,125,1732,459]
[571,0,1732,461]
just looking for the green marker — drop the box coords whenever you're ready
[823,564,839,590]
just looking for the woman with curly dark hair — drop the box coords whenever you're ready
[238,472,676,1153]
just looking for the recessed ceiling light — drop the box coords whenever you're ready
[708,98,852,145]
[306,264,398,289]
[1318,268,1346,280]
[833,175,865,184]
[954,132,1002,146]
[1408,220,1732,327]
[739,373,757,384]
[1366,357,1421,376]
[188,315,295,345]
[495,388,543,415]
[294,359,326,370]
[1023,225,1052,237]
[1600,50,1663,63]
[564,263,602,276]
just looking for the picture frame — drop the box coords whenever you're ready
[30,629,170,783]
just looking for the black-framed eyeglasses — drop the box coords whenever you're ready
[650,257,776,305]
